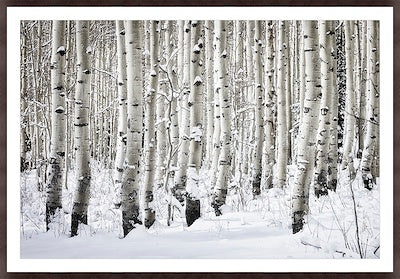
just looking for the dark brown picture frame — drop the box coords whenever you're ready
[1,0,398,278]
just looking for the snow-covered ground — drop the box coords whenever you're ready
[20,162,380,259]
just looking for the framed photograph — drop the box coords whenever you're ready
[2,1,398,277]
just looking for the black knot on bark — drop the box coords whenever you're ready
[74,123,89,127]
[55,106,65,114]
[327,30,335,35]
[194,79,202,86]
[57,49,66,56]
[56,151,65,157]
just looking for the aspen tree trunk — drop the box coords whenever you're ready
[163,21,180,226]
[211,34,221,185]
[211,20,231,216]
[166,20,180,174]
[336,24,346,157]
[251,21,264,196]
[143,21,159,228]
[173,20,191,204]
[276,20,289,189]
[292,22,300,159]
[314,21,335,197]
[29,22,44,181]
[372,23,380,180]
[292,21,320,234]
[328,45,339,192]
[233,21,245,184]
[286,21,293,164]
[20,94,28,171]
[20,26,29,171]
[204,20,214,168]
[33,22,43,171]
[358,21,368,155]
[177,20,185,124]
[293,22,300,162]
[262,20,275,189]
[114,21,128,189]
[342,21,356,177]
[361,20,379,190]
[186,20,204,227]
[46,20,66,230]
[242,20,254,177]
[354,21,363,159]
[71,20,92,236]
[64,20,73,188]
[120,20,143,236]
[299,22,306,122]
[155,21,168,188]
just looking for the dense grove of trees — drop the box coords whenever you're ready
[20,20,379,237]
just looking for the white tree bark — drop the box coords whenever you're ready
[314,21,335,197]
[242,20,255,177]
[155,21,168,188]
[251,21,264,196]
[177,20,185,125]
[211,20,231,216]
[361,20,379,189]
[211,29,221,185]
[186,20,204,227]
[143,20,159,229]
[20,26,29,171]
[342,20,357,176]
[166,20,180,175]
[233,21,246,183]
[173,20,191,204]
[46,20,66,230]
[161,21,180,226]
[113,20,128,193]
[328,33,339,192]
[358,21,368,155]
[204,20,215,168]
[262,20,275,190]
[71,20,92,236]
[275,20,289,189]
[299,22,306,122]
[120,20,143,236]
[291,20,320,234]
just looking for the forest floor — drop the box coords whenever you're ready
[20,162,380,259]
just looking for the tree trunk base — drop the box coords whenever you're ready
[252,173,262,198]
[314,172,328,198]
[292,210,305,234]
[45,205,61,231]
[362,173,374,190]
[122,211,142,237]
[211,189,227,217]
[314,188,328,198]
[71,212,88,237]
[328,178,337,192]
[185,197,200,227]
[144,208,155,229]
